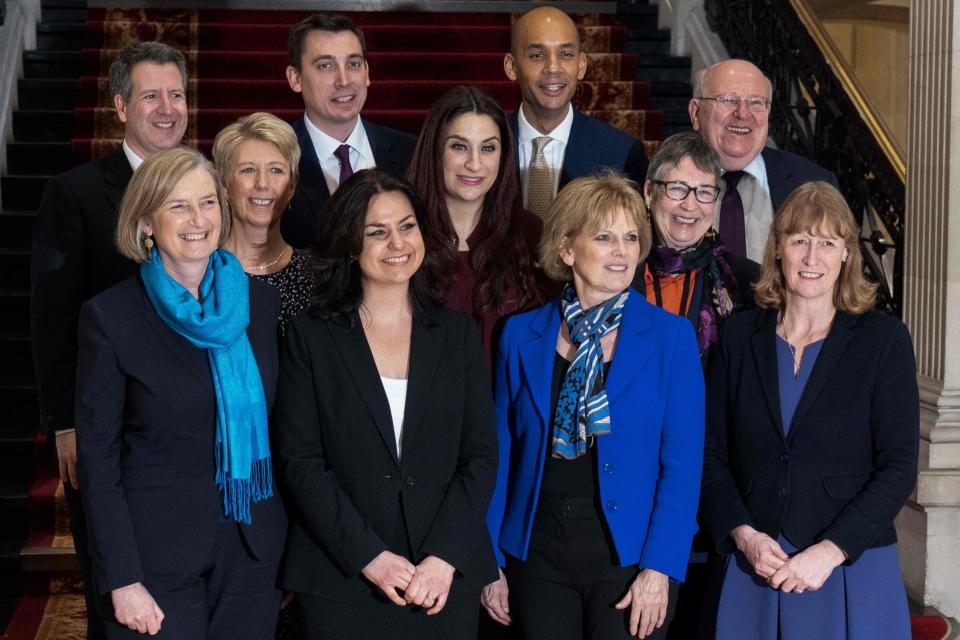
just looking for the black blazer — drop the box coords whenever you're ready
[275,307,499,600]
[76,276,287,593]
[701,307,918,563]
[30,147,137,433]
[508,109,650,190]
[282,116,417,249]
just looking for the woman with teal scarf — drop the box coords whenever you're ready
[76,147,287,639]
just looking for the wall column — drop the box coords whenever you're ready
[899,0,960,619]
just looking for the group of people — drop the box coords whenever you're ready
[28,6,918,640]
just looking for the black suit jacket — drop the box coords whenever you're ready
[762,147,838,211]
[701,307,918,563]
[275,307,499,599]
[30,147,137,433]
[282,116,417,249]
[508,109,649,191]
[76,276,287,593]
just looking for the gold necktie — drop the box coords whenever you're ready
[527,136,553,217]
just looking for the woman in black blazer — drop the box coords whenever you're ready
[76,147,287,639]
[274,169,498,640]
[701,182,917,640]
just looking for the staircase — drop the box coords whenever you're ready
[0,0,87,632]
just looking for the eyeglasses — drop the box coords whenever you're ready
[653,180,720,204]
[696,94,771,113]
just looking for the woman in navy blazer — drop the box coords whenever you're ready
[701,182,918,639]
[76,148,286,639]
[483,173,704,639]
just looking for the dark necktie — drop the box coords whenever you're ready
[719,170,746,257]
[334,144,353,187]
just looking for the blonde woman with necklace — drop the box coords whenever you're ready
[214,112,314,333]
[701,181,917,640]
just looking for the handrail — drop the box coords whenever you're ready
[789,0,906,182]
[704,0,905,316]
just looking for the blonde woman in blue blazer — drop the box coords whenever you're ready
[482,173,704,639]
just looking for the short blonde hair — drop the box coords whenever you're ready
[754,181,876,313]
[539,172,651,282]
[115,146,230,263]
[212,112,300,215]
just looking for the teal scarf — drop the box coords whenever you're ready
[140,247,272,524]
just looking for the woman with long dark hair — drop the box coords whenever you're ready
[407,85,545,368]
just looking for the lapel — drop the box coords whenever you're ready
[559,110,589,190]
[134,276,214,395]
[749,308,785,442]
[293,116,332,215]
[604,292,657,401]
[762,147,791,211]
[101,146,134,213]
[365,118,397,174]
[328,313,400,464]
[517,300,561,430]
[786,311,856,441]
[399,308,444,456]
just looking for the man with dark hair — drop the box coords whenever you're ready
[281,13,416,248]
[30,40,189,639]
[689,59,837,261]
[504,6,649,217]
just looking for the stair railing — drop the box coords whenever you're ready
[0,0,41,191]
[704,0,905,316]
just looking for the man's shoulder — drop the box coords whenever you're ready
[761,147,832,180]
[363,119,416,146]
[574,110,638,146]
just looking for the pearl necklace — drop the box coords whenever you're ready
[242,245,290,272]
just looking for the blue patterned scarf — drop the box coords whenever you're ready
[552,284,628,459]
[140,247,272,524]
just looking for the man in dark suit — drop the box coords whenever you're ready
[281,14,416,248]
[30,40,188,640]
[689,59,838,262]
[503,6,649,217]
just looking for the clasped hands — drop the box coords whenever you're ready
[361,551,455,615]
[731,525,845,594]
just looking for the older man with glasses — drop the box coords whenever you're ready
[689,59,837,262]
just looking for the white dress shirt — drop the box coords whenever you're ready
[380,376,408,459]
[516,104,575,208]
[715,152,773,263]
[303,115,376,195]
[122,139,145,172]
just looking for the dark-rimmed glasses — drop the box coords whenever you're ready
[652,180,720,204]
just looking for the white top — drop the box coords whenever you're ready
[122,139,145,171]
[715,152,773,263]
[302,114,376,196]
[380,376,408,458]
[516,104,575,208]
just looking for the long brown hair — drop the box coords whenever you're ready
[406,85,543,316]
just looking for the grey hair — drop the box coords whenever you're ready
[109,41,187,103]
[646,131,722,183]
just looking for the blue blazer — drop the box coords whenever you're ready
[486,291,705,581]
[762,147,838,211]
[509,109,649,189]
[281,115,416,248]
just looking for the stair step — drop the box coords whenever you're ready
[42,0,87,8]
[0,212,36,250]
[36,23,85,51]
[0,422,35,459]
[7,142,74,176]
[0,332,33,386]
[637,66,692,84]
[39,8,88,23]
[23,51,81,80]
[13,110,74,142]
[651,81,693,97]
[0,385,40,426]
[0,291,30,338]
[651,95,692,112]
[0,251,30,296]
[0,176,48,212]
[17,78,79,111]
[20,547,79,573]
[626,39,670,56]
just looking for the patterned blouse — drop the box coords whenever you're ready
[250,249,315,334]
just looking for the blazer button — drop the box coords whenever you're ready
[405,476,416,486]
[606,501,619,511]
[603,463,614,474]
[779,453,790,464]
[778,487,788,497]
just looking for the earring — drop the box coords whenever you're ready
[144,236,154,250]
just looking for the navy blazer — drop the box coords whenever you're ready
[31,147,137,433]
[509,109,649,190]
[76,275,287,593]
[762,147,838,211]
[275,307,499,599]
[486,292,704,581]
[701,307,918,563]
[281,116,416,249]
